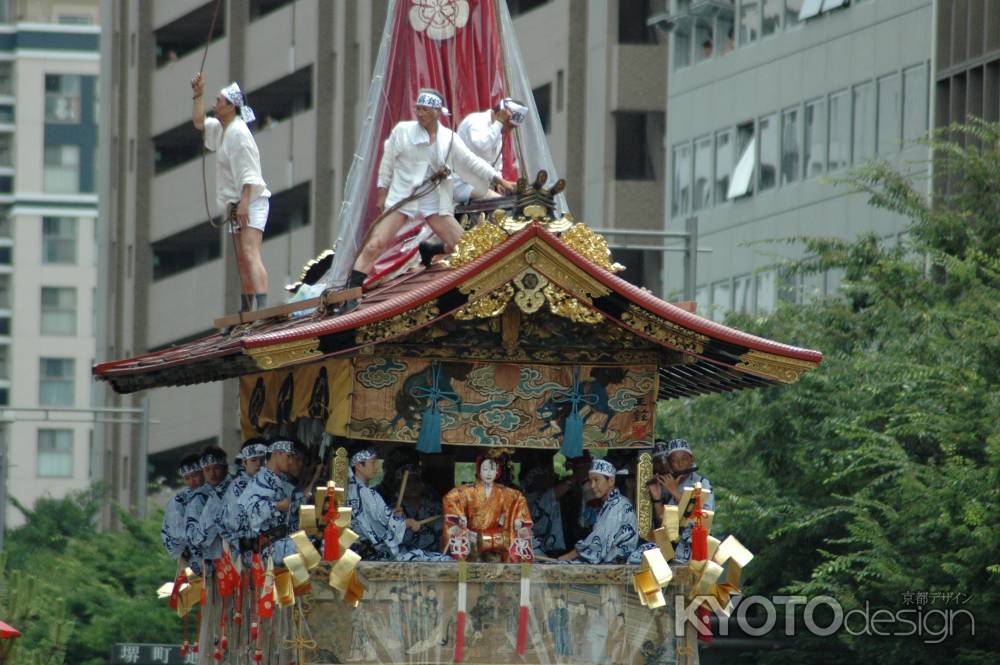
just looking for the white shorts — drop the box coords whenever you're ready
[397,188,445,220]
[227,197,269,233]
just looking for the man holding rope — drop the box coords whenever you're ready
[339,88,515,313]
[191,73,270,313]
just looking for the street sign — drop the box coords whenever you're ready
[111,644,197,665]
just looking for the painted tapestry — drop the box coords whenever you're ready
[348,359,657,448]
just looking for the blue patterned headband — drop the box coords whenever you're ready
[500,98,528,126]
[241,443,268,460]
[179,462,202,477]
[415,89,450,116]
[590,458,616,477]
[220,82,256,124]
[350,448,377,467]
[268,440,299,455]
[200,453,226,468]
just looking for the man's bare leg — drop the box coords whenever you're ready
[418,213,465,266]
[236,227,267,309]
[352,211,406,275]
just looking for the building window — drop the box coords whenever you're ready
[0,207,9,238]
[877,73,901,154]
[804,98,826,178]
[43,145,81,193]
[37,429,74,478]
[616,112,657,181]
[556,69,564,112]
[0,246,10,265]
[758,113,778,191]
[0,387,7,406]
[43,217,78,264]
[740,0,760,45]
[152,221,222,281]
[785,1,803,28]
[506,0,550,17]
[39,358,75,407]
[733,274,753,314]
[250,0,294,20]
[0,274,9,309]
[711,280,732,321]
[728,121,755,199]
[41,287,77,336]
[264,181,311,239]
[694,18,713,63]
[154,2,225,67]
[0,316,9,335]
[827,91,849,172]
[902,64,928,142]
[692,135,712,211]
[0,105,12,123]
[671,142,692,216]
[756,270,777,314]
[532,83,552,134]
[45,75,83,123]
[0,62,12,96]
[714,129,732,203]
[0,344,8,379]
[717,9,735,56]
[762,0,782,36]
[852,81,875,164]
[0,134,11,167]
[619,0,657,44]
[673,10,692,69]
[781,107,800,185]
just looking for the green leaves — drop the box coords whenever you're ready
[658,121,1000,663]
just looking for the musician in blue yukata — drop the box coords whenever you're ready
[161,453,204,572]
[184,446,231,665]
[647,438,714,563]
[347,446,450,561]
[519,454,566,556]
[557,458,638,563]
[375,447,443,553]
[221,438,268,556]
[237,439,303,567]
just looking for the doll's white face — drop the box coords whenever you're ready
[479,459,498,484]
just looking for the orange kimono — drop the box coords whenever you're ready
[442,483,533,561]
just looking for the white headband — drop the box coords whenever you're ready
[350,448,377,467]
[199,452,226,468]
[590,459,616,477]
[179,462,202,477]
[241,443,268,460]
[500,98,528,126]
[268,440,299,455]
[220,82,256,124]
[415,90,450,116]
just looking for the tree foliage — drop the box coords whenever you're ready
[2,489,178,665]
[658,121,1000,663]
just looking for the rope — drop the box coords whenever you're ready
[198,0,224,230]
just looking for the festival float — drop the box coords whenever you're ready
[94,1,822,663]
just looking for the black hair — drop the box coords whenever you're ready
[241,436,269,451]
[178,452,201,470]
[200,444,228,463]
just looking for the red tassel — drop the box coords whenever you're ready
[251,554,265,589]
[516,605,529,655]
[168,573,186,609]
[213,648,222,661]
[192,643,199,655]
[233,611,242,626]
[691,523,709,561]
[250,621,259,641]
[253,649,263,662]
[454,612,466,663]
[219,636,228,651]
[180,641,189,657]
[323,520,341,561]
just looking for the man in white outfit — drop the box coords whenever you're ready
[340,89,515,312]
[191,73,271,313]
[452,97,528,204]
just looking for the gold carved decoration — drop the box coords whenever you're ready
[559,223,626,273]
[246,337,322,370]
[445,220,509,269]
[736,349,818,384]
[332,447,349,488]
[454,284,514,320]
[636,452,654,539]
[357,300,440,344]
[513,270,548,313]
[621,305,708,355]
[543,284,603,324]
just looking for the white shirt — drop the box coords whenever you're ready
[377,120,499,216]
[457,110,504,167]
[204,117,270,214]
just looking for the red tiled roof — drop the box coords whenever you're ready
[93,223,821,394]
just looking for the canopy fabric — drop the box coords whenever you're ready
[0,620,21,639]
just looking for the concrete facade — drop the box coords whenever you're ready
[0,0,100,529]
[97,0,667,520]
[660,0,934,319]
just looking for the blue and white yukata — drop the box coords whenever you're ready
[221,469,251,558]
[186,477,232,665]
[238,466,298,565]
[573,489,638,564]
[190,476,233,564]
[526,487,565,556]
[399,491,444,553]
[628,471,715,565]
[348,474,451,562]
[162,486,196,566]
